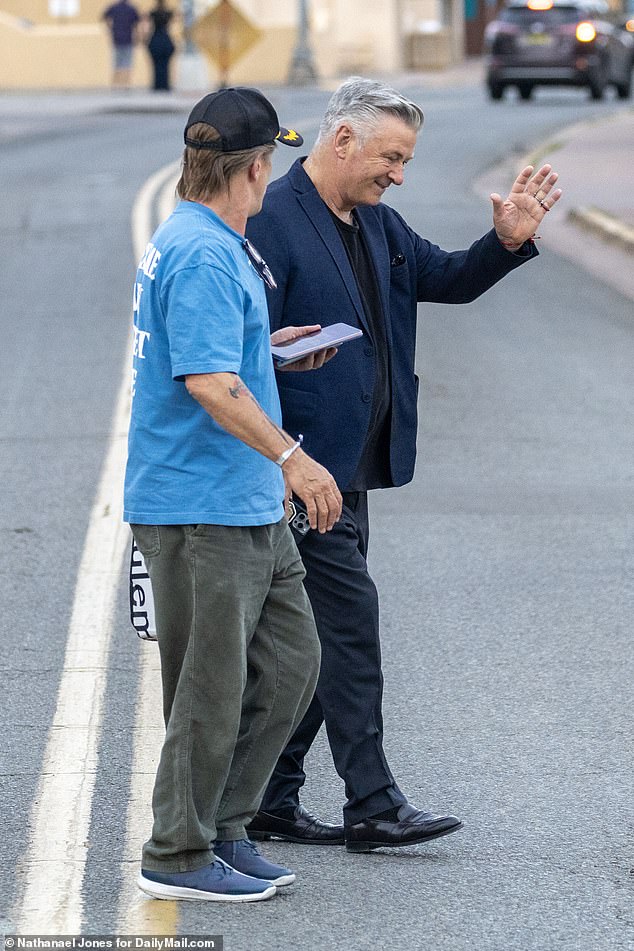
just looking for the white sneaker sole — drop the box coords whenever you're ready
[269,872,295,886]
[137,872,277,902]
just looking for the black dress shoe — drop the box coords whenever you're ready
[345,803,463,852]
[247,805,345,845]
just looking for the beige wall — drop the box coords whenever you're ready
[200,0,460,82]
[3,0,156,24]
[0,0,463,90]
[0,9,152,87]
[1,0,92,24]
[200,26,298,85]
[318,0,402,74]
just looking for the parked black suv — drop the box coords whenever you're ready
[485,0,634,100]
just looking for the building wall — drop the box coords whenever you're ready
[316,0,402,74]
[0,6,154,88]
[0,0,465,89]
[195,0,406,81]
[1,0,151,24]
[1,0,90,24]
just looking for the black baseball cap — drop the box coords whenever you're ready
[184,87,303,152]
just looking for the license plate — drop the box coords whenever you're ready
[521,33,553,45]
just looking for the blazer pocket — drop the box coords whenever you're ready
[389,254,410,294]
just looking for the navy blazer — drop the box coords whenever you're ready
[247,159,537,489]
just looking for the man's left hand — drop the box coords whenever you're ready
[491,164,563,250]
[271,324,338,372]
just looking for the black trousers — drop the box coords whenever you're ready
[150,54,172,90]
[260,491,406,825]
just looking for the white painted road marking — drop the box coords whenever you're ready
[13,159,180,933]
[117,161,180,934]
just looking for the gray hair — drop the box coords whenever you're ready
[315,77,424,146]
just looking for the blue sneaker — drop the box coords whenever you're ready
[214,838,296,886]
[138,858,276,902]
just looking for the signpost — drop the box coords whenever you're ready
[288,0,318,84]
[192,0,262,87]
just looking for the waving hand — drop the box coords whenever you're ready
[491,164,563,249]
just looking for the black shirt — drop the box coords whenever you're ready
[328,209,392,489]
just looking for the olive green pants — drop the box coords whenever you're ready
[131,520,320,873]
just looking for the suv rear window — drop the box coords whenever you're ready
[499,6,588,25]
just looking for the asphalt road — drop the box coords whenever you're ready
[1,81,632,950]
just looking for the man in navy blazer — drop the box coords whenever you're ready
[246,77,562,852]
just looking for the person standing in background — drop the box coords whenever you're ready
[102,0,140,89]
[145,0,176,92]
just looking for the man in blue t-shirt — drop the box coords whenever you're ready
[124,87,342,904]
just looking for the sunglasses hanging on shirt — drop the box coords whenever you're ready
[243,238,277,291]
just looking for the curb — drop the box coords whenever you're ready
[568,206,634,255]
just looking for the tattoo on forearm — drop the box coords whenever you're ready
[228,378,266,415]
[228,378,249,399]
[227,376,291,444]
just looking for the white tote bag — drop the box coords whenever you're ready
[129,537,157,641]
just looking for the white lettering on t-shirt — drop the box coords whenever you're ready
[133,282,144,313]
[138,242,161,280]
[133,327,151,359]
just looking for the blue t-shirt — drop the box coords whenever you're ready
[124,201,285,526]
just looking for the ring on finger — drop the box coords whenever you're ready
[538,198,549,211]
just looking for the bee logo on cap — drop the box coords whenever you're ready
[276,128,303,147]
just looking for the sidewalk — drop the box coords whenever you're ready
[546,109,634,248]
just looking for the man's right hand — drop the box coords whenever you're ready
[282,450,342,533]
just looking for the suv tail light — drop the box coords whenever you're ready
[575,21,597,42]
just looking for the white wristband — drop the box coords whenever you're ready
[275,434,303,467]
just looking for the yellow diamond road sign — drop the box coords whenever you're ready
[193,0,262,74]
